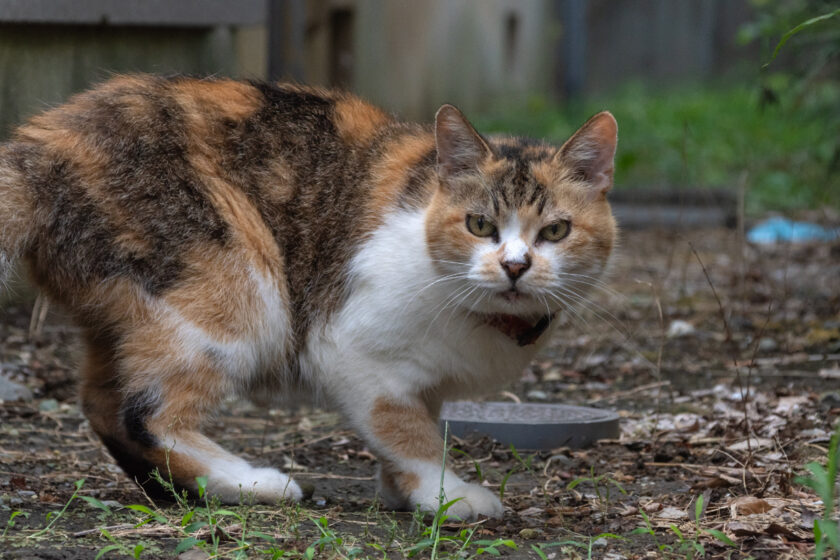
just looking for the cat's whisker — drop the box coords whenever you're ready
[401,273,471,311]
[442,284,481,331]
[422,283,477,340]
[539,294,552,320]
[545,292,594,334]
[553,272,624,300]
[430,259,473,267]
[546,289,659,373]
[551,283,630,338]
[550,289,629,342]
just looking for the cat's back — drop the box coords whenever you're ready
[3,74,436,358]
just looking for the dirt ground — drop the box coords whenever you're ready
[1,225,839,559]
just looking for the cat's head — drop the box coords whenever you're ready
[425,105,617,324]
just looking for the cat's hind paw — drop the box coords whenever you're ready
[205,465,303,504]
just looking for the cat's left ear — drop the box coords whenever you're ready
[435,104,494,178]
[554,111,617,196]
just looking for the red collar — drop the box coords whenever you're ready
[482,313,555,346]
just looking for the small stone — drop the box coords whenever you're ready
[667,320,695,338]
[17,490,37,500]
[519,527,543,539]
[542,369,563,382]
[657,506,688,520]
[38,399,59,412]
[0,376,33,402]
[583,382,610,391]
[526,390,548,401]
[9,497,22,506]
[758,337,778,352]
[179,550,210,560]
[592,537,608,547]
[820,392,840,408]
[102,500,122,509]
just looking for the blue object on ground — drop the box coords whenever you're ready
[747,217,840,244]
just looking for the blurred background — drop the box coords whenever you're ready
[0,0,838,218]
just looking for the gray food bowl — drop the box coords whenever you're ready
[440,401,619,450]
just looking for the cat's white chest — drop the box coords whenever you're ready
[305,210,540,399]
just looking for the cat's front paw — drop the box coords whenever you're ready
[415,483,504,520]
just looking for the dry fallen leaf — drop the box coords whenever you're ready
[730,496,773,516]
[727,437,774,452]
[693,476,734,490]
[517,506,544,517]
[642,501,663,513]
[819,367,840,379]
[773,395,810,415]
[657,506,688,520]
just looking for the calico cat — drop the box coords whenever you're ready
[0,75,617,520]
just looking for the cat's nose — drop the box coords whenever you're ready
[501,256,531,281]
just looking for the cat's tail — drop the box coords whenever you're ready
[0,143,36,289]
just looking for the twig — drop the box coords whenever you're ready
[73,523,134,538]
[587,381,670,404]
[689,243,753,456]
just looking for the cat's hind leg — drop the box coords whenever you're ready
[81,328,301,505]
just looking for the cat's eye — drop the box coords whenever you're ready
[465,214,497,238]
[539,220,571,242]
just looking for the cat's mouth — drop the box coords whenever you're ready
[498,288,524,302]
[480,312,555,346]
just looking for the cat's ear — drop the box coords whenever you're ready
[434,104,493,178]
[554,111,617,196]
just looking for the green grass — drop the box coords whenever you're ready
[796,421,840,560]
[474,78,840,214]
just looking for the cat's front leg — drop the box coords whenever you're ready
[349,394,503,520]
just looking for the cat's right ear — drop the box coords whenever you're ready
[554,111,618,197]
[434,104,493,179]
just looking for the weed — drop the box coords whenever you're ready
[796,421,840,559]
[630,496,736,558]
[693,494,737,551]
[1,510,29,541]
[567,466,627,514]
[499,444,536,501]
[305,515,364,559]
[450,447,484,483]
[630,510,666,553]
[533,532,623,560]
[96,528,146,559]
[29,478,85,539]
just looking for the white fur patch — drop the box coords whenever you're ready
[383,459,503,520]
[162,436,302,504]
[305,210,541,403]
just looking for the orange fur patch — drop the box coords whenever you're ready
[170,79,262,123]
[370,397,444,461]
[368,133,435,218]
[164,244,263,339]
[79,335,122,439]
[380,460,421,495]
[333,97,390,145]
[425,192,478,266]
